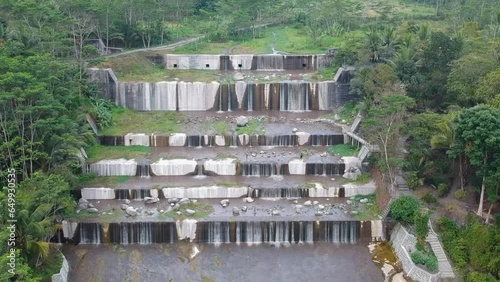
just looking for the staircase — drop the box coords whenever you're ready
[395,174,409,191]
[427,221,456,281]
[381,198,393,218]
[350,114,363,132]
[357,145,370,162]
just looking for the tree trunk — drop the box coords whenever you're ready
[459,154,464,190]
[476,151,488,216]
[485,202,493,224]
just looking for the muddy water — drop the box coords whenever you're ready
[63,242,384,282]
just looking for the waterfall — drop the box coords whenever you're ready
[124,133,150,146]
[108,222,177,244]
[288,159,306,175]
[295,132,311,146]
[305,163,343,175]
[88,159,137,176]
[318,221,360,244]
[62,220,78,239]
[162,186,248,198]
[115,189,130,200]
[176,219,198,242]
[151,159,197,176]
[169,133,187,146]
[197,222,230,245]
[187,135,202,147]
[217,85,223,113]
[371,220,385,241]
[251,188,309,198]
[203,158,237,175]
[136,163,150,178]
[81,188,115,200]
[272,135,298,146]
[227,83,232,111]
[77,223,102,244]
[236,221,262,245]
[310,134,343,146]
[177,82,219,111]
[229,134,238,147]
[241,163,276,176]
[131,189,150,200]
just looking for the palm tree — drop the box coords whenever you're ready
[365,28,381,63]
[380,26,400,60]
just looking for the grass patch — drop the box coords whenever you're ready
[301,182,318,189]
[351,194,380,220]
[216,182,238,188]
[86,144,151,162]
[348,173,370,184]
[100,107,183,135]
[214,121,230,135]
[235,118,265,135]
[337,102,358,124]
[160,201,214,220]
[76,174,130,188]
[328,144,359,157]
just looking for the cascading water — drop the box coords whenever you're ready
[136,163,150,178]
[318,221,360,244]
[196,222,231,246]
[77,223,102,244]
[108,222,177,244]
[241,163,276,176]
[251,188,309,198]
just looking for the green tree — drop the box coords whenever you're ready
[449,105,500,217]
[390,195,421,224]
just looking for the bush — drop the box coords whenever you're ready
[390,195,421,224]
[406,171,420,190]
[455,189,466,199]
[422,192,437,204]
[410,250,438,272]
[414,211,430,242]
[437,183,449,197]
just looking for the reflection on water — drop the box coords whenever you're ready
[64,242,384,282]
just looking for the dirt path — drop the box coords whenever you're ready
[104,36,205,58]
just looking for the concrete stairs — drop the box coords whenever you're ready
[381,198,393,218]
[426,222,456,281]
[357,145,370,162]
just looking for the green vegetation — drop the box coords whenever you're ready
[351,194,380,220]
[160,202,214,220]
[235,118,265,135]
[410,249,438,272]
[390,195,421,224]
[348,173,370,184]
[216,182,238,188]
[100,107,183,135]
[327,144,359,157]
[436,215,500,280]
[86,145,151,162]
[214,121,230,136]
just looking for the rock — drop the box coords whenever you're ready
[360,198,369,204]
[304,201,312,207]
[146,210,154,215]
[124,199,131,204]
[220,199,230,208]
[232,207,241,215]
[236,116,249,127]
[233,72,244,81]
[292,199,299,204]
[295,208,301,214]
[295,205,303,209]
[341,119,346,123]
[292,128,298,133]
[243,197,254,203]
[313,201,319,205]
[259,150,265,154]
[318,205,325,210]
[241,206,248,212]
[330,178,335,181]
[179,198,190,205]
[173,203,181,211]
[160,210,164,213]
[88,203,94,208]
[272,210,281,216]
[125,207,138,216]
[170,203,175,207]
[315,211,324,216]
[176,211,182,215]
[334,114,340,121]
[191,199,198,203]
[351,211,358,215]
[185,209,196,216]
[87,208,98,213]
[77,202,89,211]
[346,200,352,205]
[168,198,179,204]
[78,198,89,204]
[144,197,160,204]
[121,204,129,210]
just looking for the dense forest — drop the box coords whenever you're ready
[0,0,499,281]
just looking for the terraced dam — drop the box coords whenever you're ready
[61,53,392,282]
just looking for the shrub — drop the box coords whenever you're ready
[414,210,430,242]
[437,183,449,197]
[455,189,466,199]
[390,195,421,224]
[406,171,420,190]
[410,250,438,272]
[422,192,437,204]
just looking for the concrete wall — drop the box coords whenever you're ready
[86,68,357,112]
[390,224,441,282]
[164,54,332,70]
[51,254,69,282]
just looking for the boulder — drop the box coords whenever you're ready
[179,198,190,205]
[125,207,138,216]
[233,72,244,81]
[272,210,281,216]
[313,201,319,206]
[124,199,131,204]
[315,211,324,216]
[236,116,249,127]
[292,199,299,204]
[87,208,98,213]
[241,206,248,212]
[292,128,298,133]
[318,205,325,210]
[303,201,312,207]
[232,207,241,215]
[185,209,196,216]
[243,197,254,203]
[220,199,230,208]
[168,198,179,204]
[144,197,160,204]
[88,203,94,208]
[173,203,181,211]
[121,204,129,210]
[360,198,369,204]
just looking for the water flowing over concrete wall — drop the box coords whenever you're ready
[176,219,198,241]
[204,158,238,175]
[164,54,332,71]
[169,133,187,146]
[371,220,385,241]
[87,69,358,112]
[288,159,306,175]
[88,159,137,176]
[124,133,150,146]
[62,220,78,239]
[81,188,115,199]
[162,186,248,198]
[342,182,377,197]
[151,159,197,176]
